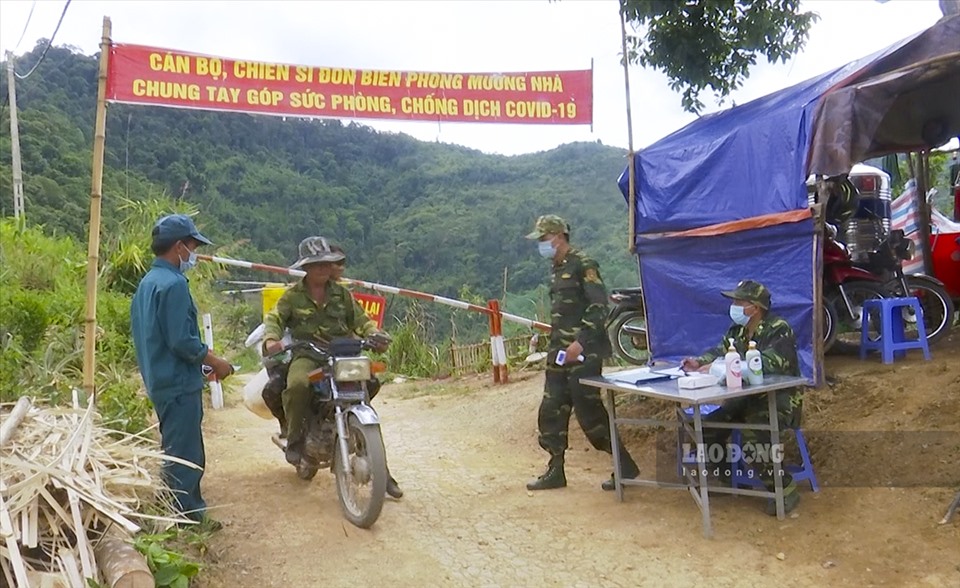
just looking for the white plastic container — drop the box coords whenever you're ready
[724,338,742,389]
[745,340,764,385]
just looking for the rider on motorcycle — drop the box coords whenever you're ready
[260,242,349,438]
[262,236,403,498]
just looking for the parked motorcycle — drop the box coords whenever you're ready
[267,337,390,529]
[822,226,886,351]
[607,287,649,365]
[823,226,954,350]
[858,229,954,345]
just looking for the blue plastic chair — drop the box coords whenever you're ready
[729,428,819,492]
[677,406,819,492]
[859,297,931,364]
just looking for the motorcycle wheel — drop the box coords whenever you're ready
[334,414,387,529]
[829,281,888,352]
[886,275,955,345]
[821,297,839,354]
[609,310,649,366]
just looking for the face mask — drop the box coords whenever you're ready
[178,244,198,273]
[729,304,750,326]
[538,239,556,259]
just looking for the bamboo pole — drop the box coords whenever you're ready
[81,17,112,402]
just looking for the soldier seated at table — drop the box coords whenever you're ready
[681,280,802,515]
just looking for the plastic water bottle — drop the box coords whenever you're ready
[745,340,763,385]
[724,338,742,389]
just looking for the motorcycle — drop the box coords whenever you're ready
[606,287,649,365]
[822,226,886,351]
[266,337,390,529]
[858,229,954,345]
[823,227,954,350]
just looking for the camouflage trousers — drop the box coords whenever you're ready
[701,390,802,496]
[537,353,614,458]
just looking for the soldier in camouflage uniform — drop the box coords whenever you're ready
[524,215,641,491]
[262,236,402,498]
[681,280,803,515]
[261,242,349,438]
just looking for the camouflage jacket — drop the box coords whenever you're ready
[547,248,612,358]
[263,280,378,357]
[696,312,800,377]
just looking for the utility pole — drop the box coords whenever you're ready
[5,51,26,221]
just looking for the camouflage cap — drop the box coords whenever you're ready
[291,236,346,269]
[525,215,570,240]
[721,280,771,310]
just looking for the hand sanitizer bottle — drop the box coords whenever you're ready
[745,340,763,385]
[724,338,742,389]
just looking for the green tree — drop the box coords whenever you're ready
[621,0,819,113]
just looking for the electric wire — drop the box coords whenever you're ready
[14,0,72,80]
[13,1,38,54]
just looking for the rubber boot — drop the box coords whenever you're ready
[527,456,566,491]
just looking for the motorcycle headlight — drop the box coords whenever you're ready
[333,357,371,382]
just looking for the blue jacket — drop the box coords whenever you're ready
[131,258,208,401]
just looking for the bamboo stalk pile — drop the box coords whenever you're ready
[1,396,189,587]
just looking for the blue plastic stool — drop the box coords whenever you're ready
[859,297,931,364]
[729,428,820,492]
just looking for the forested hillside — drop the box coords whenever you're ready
[0,41,641,335]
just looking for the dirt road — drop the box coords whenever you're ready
[196,344,959,588]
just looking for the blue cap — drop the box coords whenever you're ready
[152,214,213,246]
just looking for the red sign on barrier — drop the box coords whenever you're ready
[106,44,593,125]
[353,292,387,329]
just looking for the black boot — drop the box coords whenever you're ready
[602,449,640,491]
[386,472,403,499]
[527,457,566,491]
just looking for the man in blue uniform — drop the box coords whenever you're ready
[131,214,233,528]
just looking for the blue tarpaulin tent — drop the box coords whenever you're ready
[618,16,960,381]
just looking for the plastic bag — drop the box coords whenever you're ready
[243,368,273,420]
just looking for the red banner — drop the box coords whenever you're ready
[353,292,387,329]
[105,44,592,125]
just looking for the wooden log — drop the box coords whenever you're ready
[94,536,156,588]
[0,396,32,446]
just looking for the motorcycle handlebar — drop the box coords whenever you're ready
[266,337,383,361]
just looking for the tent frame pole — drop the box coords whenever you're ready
[619,7,637,254]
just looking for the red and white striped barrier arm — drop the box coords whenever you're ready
[198,254,551,332]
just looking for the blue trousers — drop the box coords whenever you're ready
[152,390,207,521]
